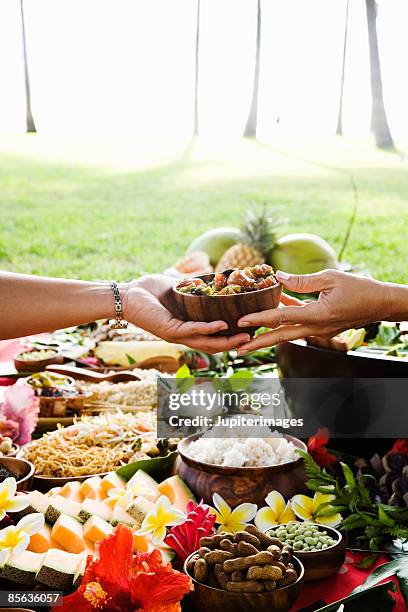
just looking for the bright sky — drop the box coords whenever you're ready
[0,0,407,140]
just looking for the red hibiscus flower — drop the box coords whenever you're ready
[307,428,337,468]
[389,439,408,457]
[165,501,215,562]
[54,525,192,612]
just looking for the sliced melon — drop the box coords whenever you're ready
[46,486,62,497]
[28,523,53,553]
[37,549,83,591]
[0,550,44,585]
[132,533,149,552]
[20,490,49,517]
[78,499,112,523]
[45,496,82,525]
[110,505,136,527]
[157,475,196,511]
[73,552,91,589]
[101,472,126,493]
[79,476,104,500]
[127,470,159,500]
[60,480,83,502]
[126,496,155,524]
[84,515,113,544]
[51,515,85,554]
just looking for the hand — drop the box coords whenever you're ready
[235,269,393,355]
[123,274,251,354]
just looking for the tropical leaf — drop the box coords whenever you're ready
[316,581,396,611]
[116,450,178,481]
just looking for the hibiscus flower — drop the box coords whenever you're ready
[307,428,337,468]
[54,525,192,612]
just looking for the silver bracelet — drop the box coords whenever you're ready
[109,281,128,329]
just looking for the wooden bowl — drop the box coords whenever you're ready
[0,457,35,491]
[183,553,304,612]
[275,524,346,582]
[174,434,307,507]
[172,273,282,336]
[14,348,64,373]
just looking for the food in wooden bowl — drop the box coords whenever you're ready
[173,265,282,336]
[14,348,64,373]
[174,434,307,507]
[184,525,304,612]
[267,521,345,582]
[25,371,91,417]
[0,457,34,491]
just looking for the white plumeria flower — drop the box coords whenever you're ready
[106,483,156,509]
[255,491,296,531]
[0,478,30,521]
[210,493,257,534]
[0,513,44,567]
[291,492,342,527]
[136,495,185,545]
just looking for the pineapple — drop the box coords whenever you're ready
[216,204,280,272]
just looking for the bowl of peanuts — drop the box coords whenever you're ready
[172,266,282,337]
[184,524,304,612]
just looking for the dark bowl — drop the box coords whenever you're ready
[172,273,282,336]
[14,348,64,373]
[174,434,307,507]
[183,552,304,612]
[0,456,35,491]
[276,523,346,582]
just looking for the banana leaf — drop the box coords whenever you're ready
[116,450,178,481]
[315,581,396,611]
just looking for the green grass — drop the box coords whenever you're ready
[0,134,407,283]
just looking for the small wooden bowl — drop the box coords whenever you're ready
[279,524,346,582]
[0,457,35,491]
[172,273,282,336]
[174,434,308,507]
[184,553,304,612]
[14,348,64,373]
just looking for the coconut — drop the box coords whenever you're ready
[186,227,241,266]
[268,233,340,275]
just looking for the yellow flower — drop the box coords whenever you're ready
[255,491,296,531]
[0,478,30,521]
[291,492,342,527]
[0,513,44,567]
[211,493,257,534]
[106,482,156,509]
[136,495,185,544]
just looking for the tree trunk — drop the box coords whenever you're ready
[20,0,36,133]
[365,0,394,149]
[336,0,349,136]
[243,0,261,138]
[193,0,200,136]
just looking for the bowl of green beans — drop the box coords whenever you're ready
[266,522,346,582]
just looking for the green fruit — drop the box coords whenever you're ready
[186,227,241,266]
[268,233,340,275]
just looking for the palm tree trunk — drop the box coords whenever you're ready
[20,0,36,133]
[365,0,394,149]
[336,0,349,136]
[193,0,200,136]
[243,0,261,138]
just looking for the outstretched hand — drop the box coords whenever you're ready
[123,274,250,354]
[236,269,392,355]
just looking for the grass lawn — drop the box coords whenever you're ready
[0,134,407,283]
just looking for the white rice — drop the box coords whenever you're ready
[186,436,298,467]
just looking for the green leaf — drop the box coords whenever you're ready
[396,562,408,606]
[116,450,178,481]
[316,581,396,611]
[352,558,407,595]
[176,363,192,378]
[341,462,357,488]
[175,363,195,393]
[378,505,396,527]
[126,353,136,365]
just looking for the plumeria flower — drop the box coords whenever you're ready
[210,493,257,534]
[0,478,30,521]
[106,482,156,510]
[0,513,44,567]
[255,491,296,531]
[291,491,342,527]
[136,495,185,545]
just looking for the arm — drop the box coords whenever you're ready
[0,272,250,352]
[235,269,408,354]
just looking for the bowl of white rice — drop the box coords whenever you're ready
[174,433,307,508]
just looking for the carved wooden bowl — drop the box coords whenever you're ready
[183,553,304,612]
[172,273,282,336]
[174,434,308,507]
[284,524,346,582]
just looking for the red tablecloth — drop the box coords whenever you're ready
[292,551,405,611]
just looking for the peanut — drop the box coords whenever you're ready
[264,579,277,591]
[266,544,282,559]
[235,530,261,549]
[280,546,293,563]
[245,524,276,548]
[197,547,211,558]
[194,558,208,582]
[247,564,283,581]
[226,581,264,593]
[205,550,234,565]
[277,568,298,587]
[237,541,259,557]
[231,570,244,582]
[186,553,200,573]
[220,539,238,555]
[266,537,284,550]
[223,551,275,573]
[214,563,228,589]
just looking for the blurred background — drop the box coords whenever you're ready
[0,0,407,281]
